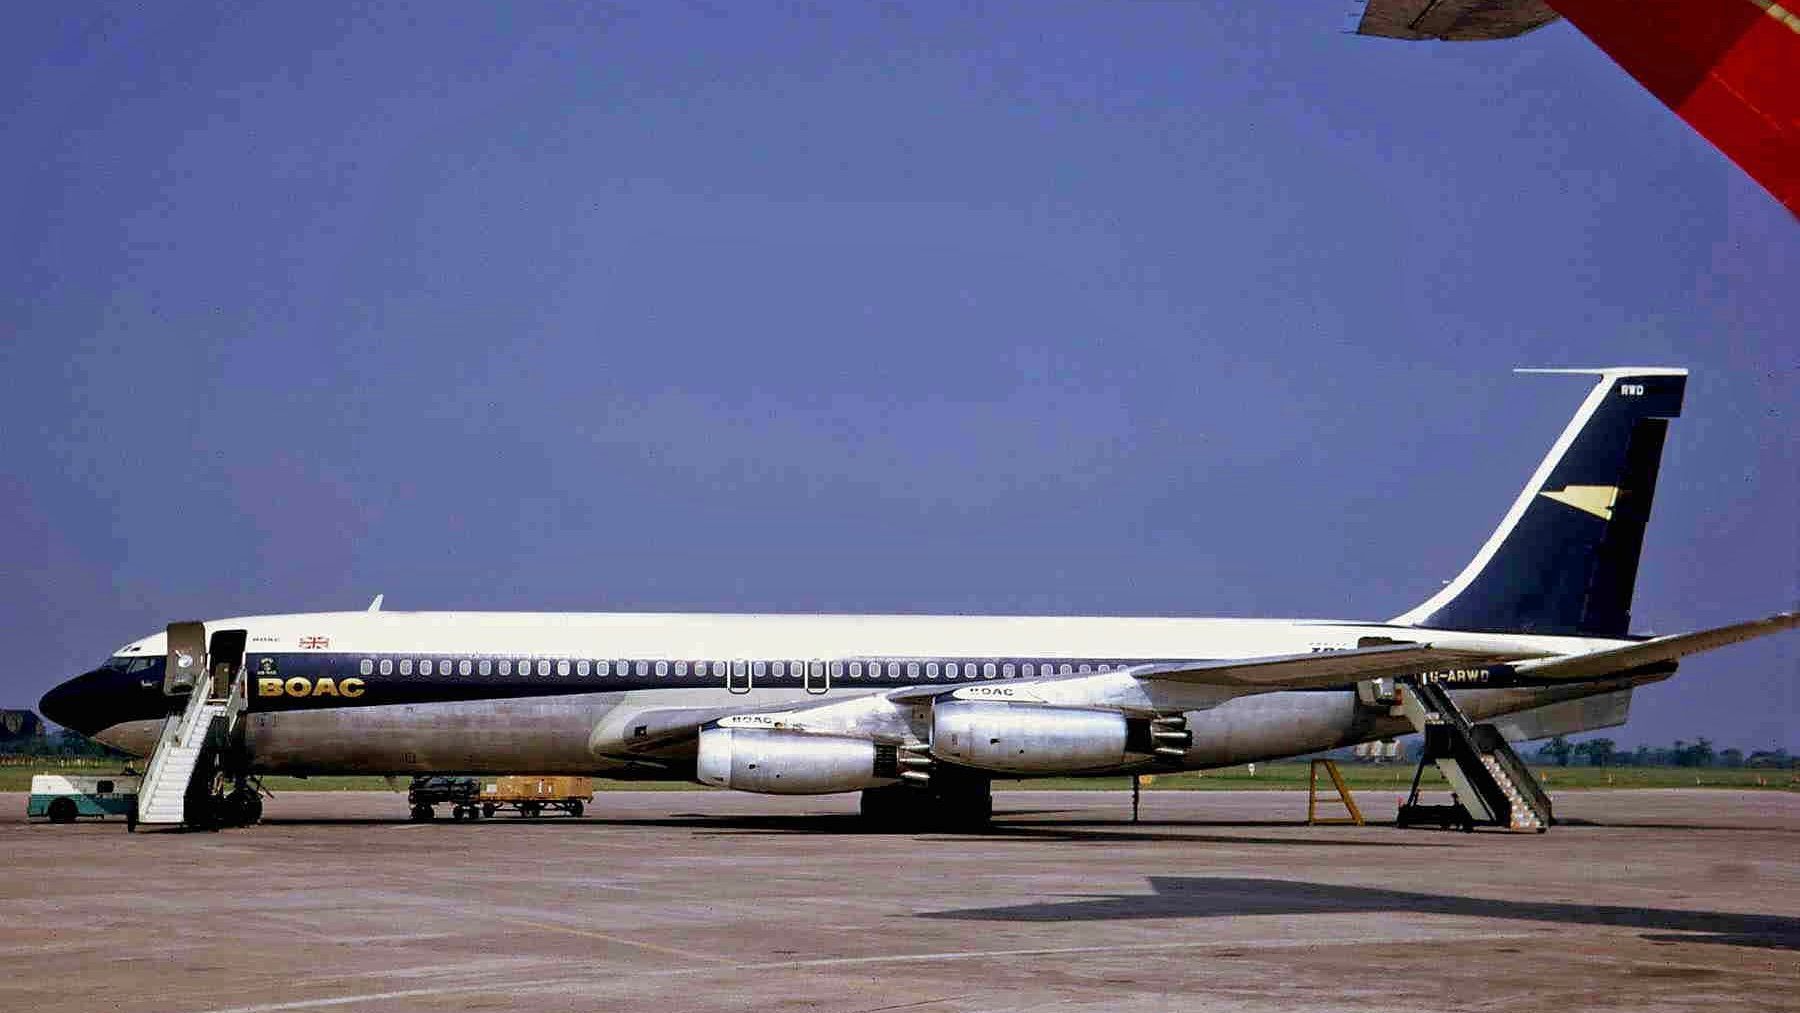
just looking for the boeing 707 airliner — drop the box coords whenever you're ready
[38,367,1798,830]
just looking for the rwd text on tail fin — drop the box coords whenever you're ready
[1394,368,1688,637]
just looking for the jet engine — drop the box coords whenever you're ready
[930,701,1132,774]
[696,726,898,795]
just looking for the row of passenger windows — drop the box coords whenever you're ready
[351,657,1121,680]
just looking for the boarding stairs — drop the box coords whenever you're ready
[1399,679,1552,832]
[135,672,240,828]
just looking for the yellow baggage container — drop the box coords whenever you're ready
[478,776,592,818]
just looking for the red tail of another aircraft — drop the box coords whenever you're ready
[1357,0,1800,217]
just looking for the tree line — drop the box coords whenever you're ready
[1531,736,1793,769]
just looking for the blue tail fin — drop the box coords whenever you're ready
[1394,368,1687,637]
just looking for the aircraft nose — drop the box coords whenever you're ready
[39,669,111,736]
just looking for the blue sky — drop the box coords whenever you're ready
[3,3,1793,748]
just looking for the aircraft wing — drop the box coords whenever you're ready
[1120,642,1539,690]
[1509,611,1800,681]
[885,641,1546,701]
[1356,0,1800,217]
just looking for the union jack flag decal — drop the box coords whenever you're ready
[299,636,330,650]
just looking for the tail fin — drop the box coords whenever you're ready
[1394,367,1687,637]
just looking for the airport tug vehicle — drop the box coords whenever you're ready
[27,773,141,824]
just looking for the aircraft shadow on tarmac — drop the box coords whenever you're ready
[920,875,1800,951]
[257,809,1456,848]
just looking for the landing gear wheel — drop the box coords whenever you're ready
[410,803,434,822]
[226,788,262,827]
[47,797,77,824]
[859,784,925,831]
[929,774,993,832]
[482,803,497,818]
[451,805,466,821]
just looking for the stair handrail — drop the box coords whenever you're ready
[136,686,213,820]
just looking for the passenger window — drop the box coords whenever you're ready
[1003,663,1016,678]
[676,661,689,677]
[479,659,492,676]
[535,660,549,677]
[887,662,900,678]
[420,660,434,676]
[1023,663,1036,677]
[926,662,939,679]
[711,661,725,677]
[557,659,571,677]
[752,661,766,677]
[830,661,843,677]
[849,662,862,678]
[380,659,393,676]
[577,660,590,677]
[656,661,669,677]
[400,659,414,675]
[983,663,996,678]
[498,660,512,676]
[457,660,470,676]
[1060,663,1072,675]
[771,661,785,677]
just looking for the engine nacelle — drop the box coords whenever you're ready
[931,701,1129,774]
[696,726,897,795]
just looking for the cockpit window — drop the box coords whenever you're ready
[101,657,134,671]
[127,658,157,673]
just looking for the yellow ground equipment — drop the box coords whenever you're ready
[1306,759,1364,826]
[479,776,593,818]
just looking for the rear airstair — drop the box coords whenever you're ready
[1398,679,1552,833]
[135,639,245,829]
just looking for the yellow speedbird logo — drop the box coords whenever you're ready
[1538,485,1619,521]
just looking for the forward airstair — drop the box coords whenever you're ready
[135,622,249,829]
[1398,679,1552,833]
[135,688,229,826]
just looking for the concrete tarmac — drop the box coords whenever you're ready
[1,789,1796,1012]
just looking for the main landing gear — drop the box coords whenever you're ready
[860,771,993,832]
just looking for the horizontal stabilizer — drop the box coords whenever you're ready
[1512,612,1800,682]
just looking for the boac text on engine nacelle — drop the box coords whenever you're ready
[696,725,900,794]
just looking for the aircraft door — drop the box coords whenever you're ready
[727,660,751,695]
[164,622,207,696]
[207,629,247,700]
[805,660,830,695]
